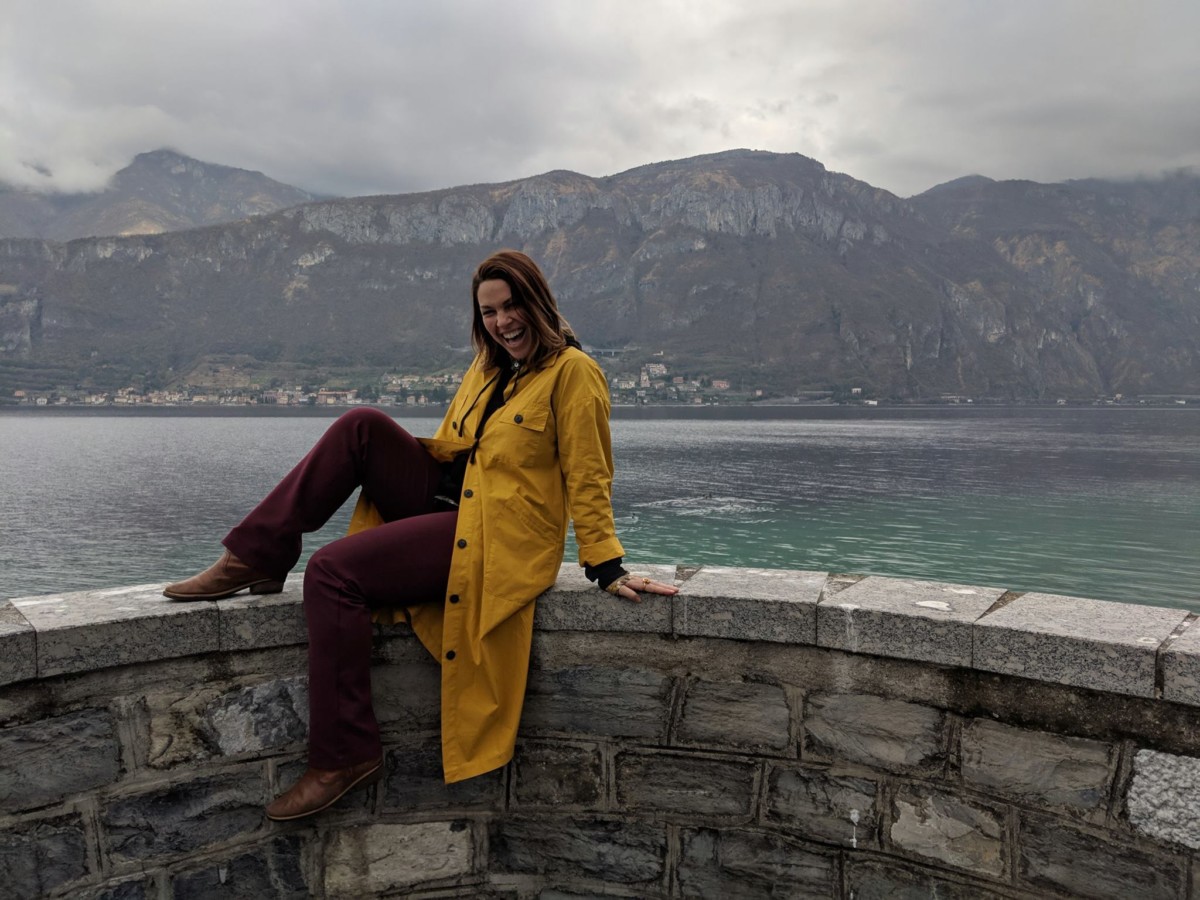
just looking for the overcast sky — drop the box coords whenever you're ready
[3,0,1198,199]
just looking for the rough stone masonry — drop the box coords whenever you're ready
[3,564,1200,898]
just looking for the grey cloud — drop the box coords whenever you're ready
[1,0,1198,199]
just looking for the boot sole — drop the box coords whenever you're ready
[265,762,383,822]
[162,579,285,601]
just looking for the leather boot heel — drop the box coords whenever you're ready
[250,580,285,595]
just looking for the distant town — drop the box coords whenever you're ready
[5,360,1193,409]
[8,362,779,408]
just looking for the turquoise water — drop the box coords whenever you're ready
[598,409,1200,608]
[2,407,1197,609]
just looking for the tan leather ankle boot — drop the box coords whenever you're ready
[266,757,383,821]
[162,550,284,600]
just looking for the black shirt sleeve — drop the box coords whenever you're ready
[584,556,627,591]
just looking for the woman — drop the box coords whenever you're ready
[163,250,677,821]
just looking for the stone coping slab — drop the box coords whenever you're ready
[676,566,825,644]
[3,569,1198,708]
[534,563,676,634]
[817,576,1005,667]
[217,574,306,651]
[1157,619,1200,706]
[10,583,220,678]
[0,601,37,687]
[973,592,1189,698]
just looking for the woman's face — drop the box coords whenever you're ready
[477,278,533,361]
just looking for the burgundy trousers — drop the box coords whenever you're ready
[223,408,456,769]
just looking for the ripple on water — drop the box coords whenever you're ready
[635,495,777,518]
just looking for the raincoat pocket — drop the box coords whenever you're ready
[491,402,553,466]
[481,525,563,635]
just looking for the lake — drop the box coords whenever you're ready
[2,406,1197,611]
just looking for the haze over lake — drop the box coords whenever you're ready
[2,406,1197,610]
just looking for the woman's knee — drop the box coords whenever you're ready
[335,406,393,434]
[304,543,350,597]
[320,408,408,466]
[341,406,391,425]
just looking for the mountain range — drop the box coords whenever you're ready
[0,149,319,242]
[1,149,1197,400]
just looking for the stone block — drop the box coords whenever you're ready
[676,827,836,899]
[1160,618,1200,706]
[511,741,604,809]
[490,817,666,885]
[1018,814,1185,900]
[817,576,1003,667]
[764,764,878,848]
[372,657,442,736]
[0,708,121,811]
[973,592,1187,697]
[803,693,944,772]
[674,679,792,754]
[0,602,35,687]
[1127,748,1200,850]
[171,836,308,899]
[890,786,1005,878]
[324,821,473,897]
[217,577,307,651]
[534,563,675,634]
[614,750,757,818]
[11,584,219,677]
[147,677,308,767]
[521,665,672,740]
[846,860,1011,900]
[205,676,308,756]
[381,741,504,812]
[674,566,824,643]
[0,813,89,899]
[88,879,151,900]
[961,718,1114,815]
[102,769,265,862]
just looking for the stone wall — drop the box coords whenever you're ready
[3,565,1200,898]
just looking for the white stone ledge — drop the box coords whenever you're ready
[0,601,36,685]
[973,592,1190,698]
[3,565,1198,706]
[816,576,1005,668]
[1159,619,1200,706]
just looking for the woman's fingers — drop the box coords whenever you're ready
[608,576,680,601]
[638,579,678,595]
[623,578,679,599]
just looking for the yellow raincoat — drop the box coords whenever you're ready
[346,346,624,783]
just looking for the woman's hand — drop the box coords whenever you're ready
[604,574,680,603]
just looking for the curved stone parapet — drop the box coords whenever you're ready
[2,565,1200,898]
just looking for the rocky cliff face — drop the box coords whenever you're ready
[0,150,1197,399]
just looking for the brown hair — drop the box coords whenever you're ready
[471,250,576,371]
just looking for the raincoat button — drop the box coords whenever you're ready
[449,594,460,603]
[452,420,457,429]
[446,650,456,660]
[457,539,467,548]
[514,413,524,423]
[463,489,473,498]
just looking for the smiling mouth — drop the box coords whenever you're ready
[501,327,526,345]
